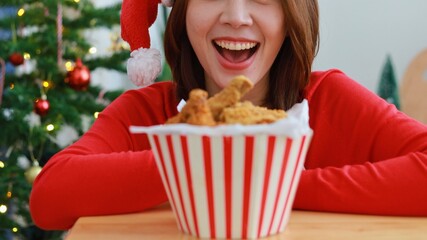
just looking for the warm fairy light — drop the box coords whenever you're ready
[89,19,97,26]
[46,124,55,132]
[17,8,25,17]
[7,191,12,198]
[94,112,100,119]
[9,83,15,90]
[23,53,31,60]
[0,161,4,168]
[42,80,50,88]
[65,61,74,71]
[0,205,7,214]
[89,47,97,54]
[12,227,18,233]
[74,0,80,3]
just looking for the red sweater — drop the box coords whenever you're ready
[29,69,427,230]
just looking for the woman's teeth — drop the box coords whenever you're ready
[214,40,257,51]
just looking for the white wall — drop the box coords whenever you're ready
[314,0,427,91]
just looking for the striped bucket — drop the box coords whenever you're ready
[130,100,312,239]
[147,133,311,239]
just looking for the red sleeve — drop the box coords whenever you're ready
[29,82,178,230]
[294,70,427,216]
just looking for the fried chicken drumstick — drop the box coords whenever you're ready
[166,89,216,126]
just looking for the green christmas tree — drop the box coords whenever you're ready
[377,55,401,109]
[0,1,129,239]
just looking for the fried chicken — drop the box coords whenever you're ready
[219,101,287,125]
[166,89,216,126]
[207,75,253,121]
[166,75,286,126]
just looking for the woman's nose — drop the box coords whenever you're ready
[219,0,253,28]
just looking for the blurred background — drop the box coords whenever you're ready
[314,0,427,91]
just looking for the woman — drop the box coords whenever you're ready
[30,0,427,230]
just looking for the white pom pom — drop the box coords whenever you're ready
[161,0,174,7]
[127,48,161,87]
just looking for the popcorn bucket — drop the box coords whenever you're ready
[130,100,312,239]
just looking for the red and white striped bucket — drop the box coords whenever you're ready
[131,100,312,239]
[149,133,311,239]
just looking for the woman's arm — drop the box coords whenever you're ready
[30,83,176,230]
[294,70,427,216]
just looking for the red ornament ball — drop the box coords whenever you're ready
[34,98,50,116]
[9,52,25,66]
[65,59,91,91]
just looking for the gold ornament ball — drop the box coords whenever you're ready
[25,165,42,184]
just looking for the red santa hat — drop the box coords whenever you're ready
[121,0,174,87]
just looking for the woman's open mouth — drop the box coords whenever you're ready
[213,40,259,70]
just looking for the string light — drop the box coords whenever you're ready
[42,80,50,89]
[23,53,31,60]
[46,124,55,132]
[12,227,18,233]
[0,161,4,168]
[89,19,97,26]
[65,61,74,71]
[17,8,25,17]
[74,0,80,3]
[0,205,7,214]
[94,112,99,119]
[88,47,97,54]
[9,83,15,90]
[7,183,12,198]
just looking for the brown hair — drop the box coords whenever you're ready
[164,0,319,110]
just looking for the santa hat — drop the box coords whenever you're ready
[121,0,174,87]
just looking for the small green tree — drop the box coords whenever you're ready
[377,55,401,109]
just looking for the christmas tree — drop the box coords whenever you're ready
[0,1,129,239]
[377,55,401,109]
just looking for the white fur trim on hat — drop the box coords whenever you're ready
[161,0,174,7]
[127,48,161,87]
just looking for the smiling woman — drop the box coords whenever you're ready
[29,0,427,233]
[184,0,285,96]
[166,0,318,110]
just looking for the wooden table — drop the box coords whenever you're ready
[66,203,427,240]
